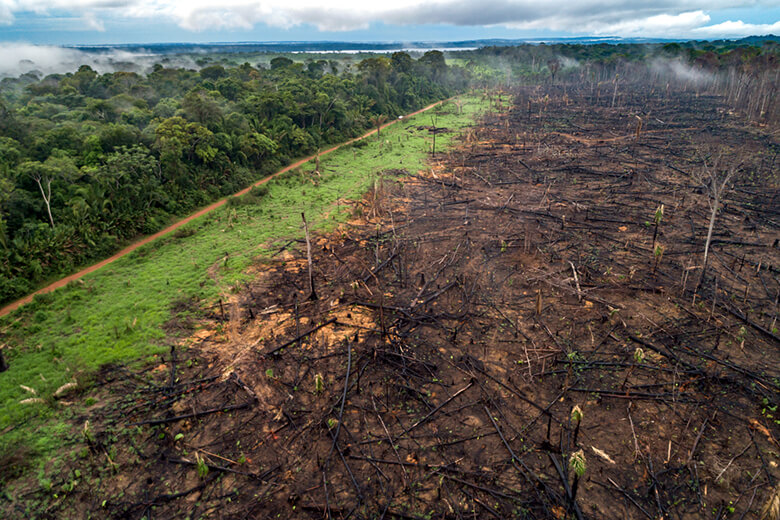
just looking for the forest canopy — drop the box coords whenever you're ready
[0,51,469,304]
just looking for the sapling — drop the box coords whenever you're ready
[196,453,209,479]
[652,244,665,274]
[737,326,747,351]
[315,373,324,394]
[570,405,583,447]
[621,347,644,390]
[651,204,664,253]
[569,448,586,503]
[82,420,93,446]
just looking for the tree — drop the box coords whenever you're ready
[181,88,223,126]
[694,157,738,296]
[270,57,294,70]
[200,64,227,81]
[18,161,58,228]
[0,174,14,250]
[240,132,278,166]
[419,51,447,82]
[358,57,391,88]
[548,59,561,83]
[391,52,413,74]
[0,98,22,140]
[311,92,338,173]
[155,116,217,165]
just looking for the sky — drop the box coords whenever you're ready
[0,1,779,45]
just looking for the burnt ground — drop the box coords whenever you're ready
[4,85,780,519]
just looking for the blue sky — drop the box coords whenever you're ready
[0,2,779,45]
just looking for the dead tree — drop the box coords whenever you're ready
[694,159,737,296]
[302,212,318,301]
[22,165,55,228]
[548,59,560,84]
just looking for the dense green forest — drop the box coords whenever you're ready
[0,51,468,304]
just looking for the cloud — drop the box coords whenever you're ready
[693,19,780,36]
[82,12,106,31]
[0,0,778,37]
[589,11,712,37]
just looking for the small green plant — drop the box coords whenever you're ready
[82,420,93,445]
[570,405,583,446]
[327,418,337,429]
[570,405,583,424]
[314,373,324,394]
[654,204,664,225]
[568,448,586,504]
[196,453,209,479]
[265,368,274,378]
[569,450,586,477]
[737,326,748,350]
[622,347,645,390]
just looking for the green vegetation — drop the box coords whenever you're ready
[0,51,469,304]
[0,94,484,470]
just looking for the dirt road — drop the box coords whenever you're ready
[0,99,447,318]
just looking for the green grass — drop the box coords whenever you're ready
[0,95,486,467]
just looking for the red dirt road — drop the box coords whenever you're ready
[0,100,447,318]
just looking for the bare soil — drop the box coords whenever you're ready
[6,85,779,519]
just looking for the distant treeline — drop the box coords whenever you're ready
[0,51,468,303]
[459,39,779,122]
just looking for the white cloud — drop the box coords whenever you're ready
[590,11,712,37]
[693,19,780,36]
[0,0,778,36]
[501,9,715,37]
[82,11,106,31]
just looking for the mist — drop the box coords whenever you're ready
[0,43,200,79]
[556,56,579,69]
[650,57,717,86]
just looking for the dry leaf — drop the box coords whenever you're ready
[54,382,78,398]
[19,385,37,395]
[592,446,616,464]
[19,398,45,405]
